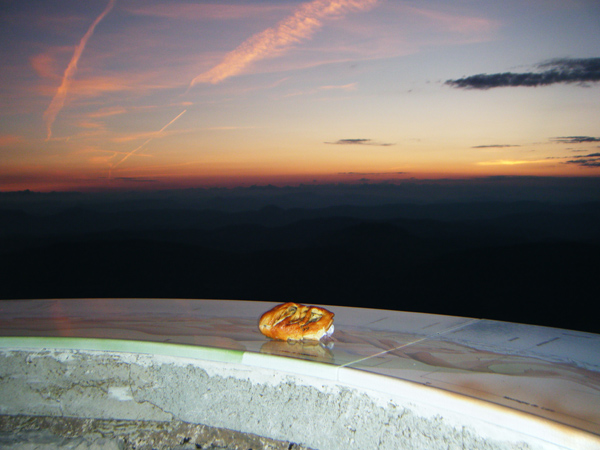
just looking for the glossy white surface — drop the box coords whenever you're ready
[1,298,599,440]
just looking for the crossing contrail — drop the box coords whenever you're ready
[189,0,378,87]
[109,109,187,176]
[43,0,116,140]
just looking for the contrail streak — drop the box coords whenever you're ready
[109,109,187,176]
[43,0,116,140]
[189,0,378,87]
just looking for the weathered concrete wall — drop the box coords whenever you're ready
[0,348,571,450]
[0,415,312,450]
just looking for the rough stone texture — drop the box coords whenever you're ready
[0,349,545,450]
[0,350,170,421]
[0,415,311,450]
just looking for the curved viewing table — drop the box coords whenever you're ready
[1,298,599,450]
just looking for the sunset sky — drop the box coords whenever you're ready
[1,0,599,192]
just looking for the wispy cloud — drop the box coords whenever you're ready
[339,171,405,175]
[319,82,357,91]
[111,128,188,144]
[76,120,106,131]
[446,58,600,90]
[110,109,187,174]
[203,126,257,131]
[564,152,600,168]
[403,5,494,34]
[472,144,521,149]
[66,74,171,99]
[79,147,153,166]
[325,138,394,146]
[127,3,289,20]
[30,51,62,81]
[113,177,158,183]
[43,0,116,140]
[86,107,128,119]
[551,136,600,144]
[476,159,549,166]
[281,81,358,98]
[189,0,379,87]
[0,135,24,147]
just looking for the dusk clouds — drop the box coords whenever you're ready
[554,136,600,168]
[1,0,599,192]
[564,153,600,168]
[326,139,394,146]
[189,0,379,87]
[446,58,600,89]
[43,0,116,140]
[109,109,187,173]
[472,144,520,149]
[550,136,600,168]
[551,136,600,144]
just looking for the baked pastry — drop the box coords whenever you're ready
[258,302,334,341]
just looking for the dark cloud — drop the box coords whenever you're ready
[472,144,520,149]
[446,58,600,89]
[325,139,394,146]
[563,152,600,167]
[338,171,406,175]
[115,177,158,183]
[328,138,370,144]
[551,136,600,144]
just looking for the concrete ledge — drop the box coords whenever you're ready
[2,337,598,450]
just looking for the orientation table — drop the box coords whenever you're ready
[1,298,599,450]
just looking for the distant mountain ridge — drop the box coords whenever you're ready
[1,200,599,237]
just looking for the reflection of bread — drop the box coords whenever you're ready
[260,339,334,362]
[258,302,334,341]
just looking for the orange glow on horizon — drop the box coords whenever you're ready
[1,161,598,193]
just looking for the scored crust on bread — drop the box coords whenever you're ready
[258,302,334,341]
